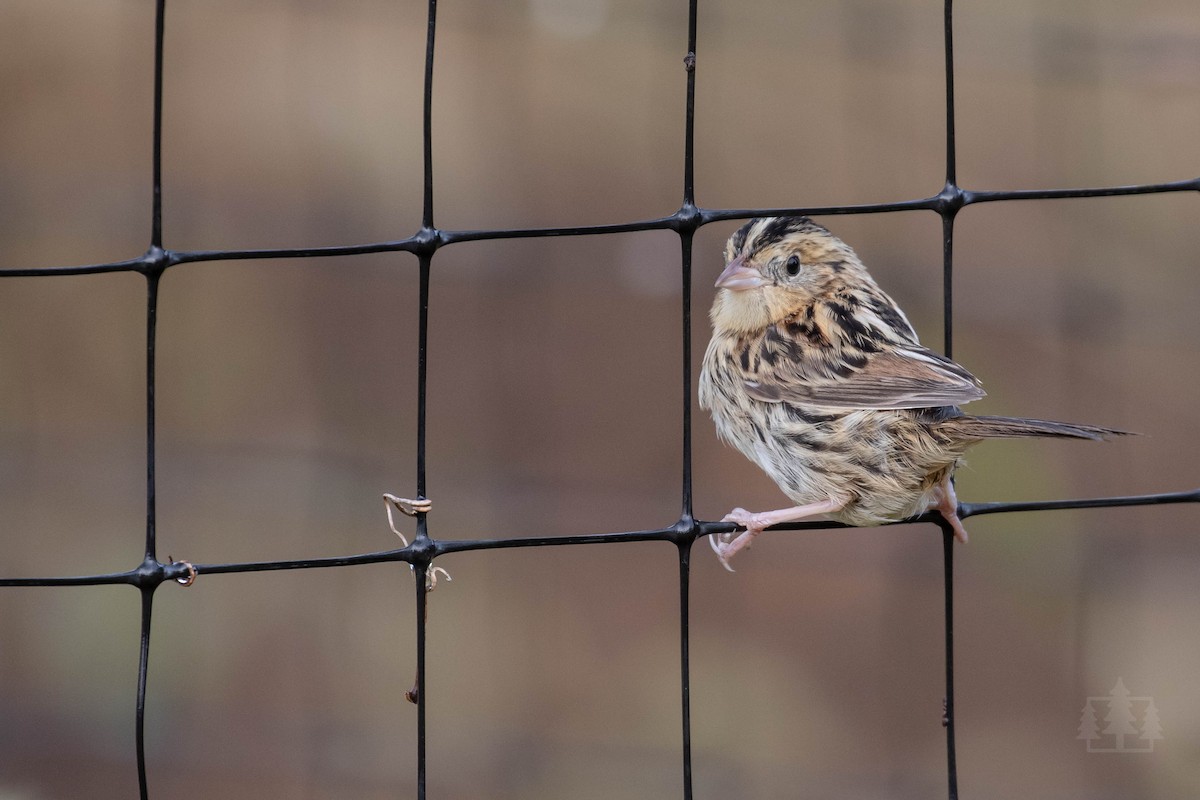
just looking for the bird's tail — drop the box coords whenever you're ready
[942,414,1132,442]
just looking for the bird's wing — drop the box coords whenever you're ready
[743,328,985,410]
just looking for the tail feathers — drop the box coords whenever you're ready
[943,414,1133,442]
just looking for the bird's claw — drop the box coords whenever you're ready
[708,533,738,572]
[709,508,764,572]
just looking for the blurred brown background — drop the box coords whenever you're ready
[2,0,1198,798]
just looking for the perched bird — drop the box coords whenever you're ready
[699,216,1126,571]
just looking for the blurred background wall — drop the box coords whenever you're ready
[1,1,1198,798]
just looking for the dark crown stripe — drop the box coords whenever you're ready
[735,216,830,256]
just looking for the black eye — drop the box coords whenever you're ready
[785,255,801,276]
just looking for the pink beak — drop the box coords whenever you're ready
[714,256,767,290]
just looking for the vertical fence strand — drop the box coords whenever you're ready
[943,528,959,800]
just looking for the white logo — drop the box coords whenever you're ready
[1078,678,1163,753]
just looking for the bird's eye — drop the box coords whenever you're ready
[785,255,801,276]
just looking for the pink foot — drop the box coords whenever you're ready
[709,497,847,572]
[709,509,765,572]
[931,479,969,543]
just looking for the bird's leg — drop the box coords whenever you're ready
[711,497,846,572]
[930,477,969,543]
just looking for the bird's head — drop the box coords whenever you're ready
[710,216,874,334]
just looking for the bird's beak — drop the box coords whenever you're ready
[714,256,767,291]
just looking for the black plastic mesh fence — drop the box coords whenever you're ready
[2,1,1198,798]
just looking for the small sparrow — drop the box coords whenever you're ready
[699,216,1126,570]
